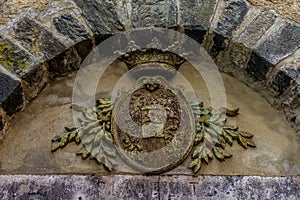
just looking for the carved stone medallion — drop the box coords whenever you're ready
[112,76,195,174]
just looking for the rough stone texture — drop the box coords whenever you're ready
[270,71,293,95]
[160,176,300,199]
[214,0,249,38]
[278,49,300,80]
[247,0,300,24]
[0,35,34,77]
[228,41,251,68]
[0,32,48,100]
[0,0,55,26]
[183,27,206,45]
[204,33,228,58]
[47,47,82,77]
[132,0,170,28]
[0,175,299,199]
[246,52,273,81]
[13,17,66,60]
[73,0,124,43]
[237,10,277,48]
[179,0,217,29]
[21,62,48,100]
[53,14,90,43]
[254,21,300,65]
[0,71,23,116]
[280,81,300,132]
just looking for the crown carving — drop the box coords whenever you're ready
[116,38,189,70]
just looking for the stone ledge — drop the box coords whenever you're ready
[0,175,298,199]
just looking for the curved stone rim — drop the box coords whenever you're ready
[0,0,299,141]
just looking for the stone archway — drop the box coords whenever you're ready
[0,0,299,140]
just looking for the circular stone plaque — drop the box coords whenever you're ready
[112,76,195,174]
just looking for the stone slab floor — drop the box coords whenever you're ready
[0,62,299,176]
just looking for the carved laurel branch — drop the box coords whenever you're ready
[188,100,256,174]
[51,98,256,174]
[51,98,117,172]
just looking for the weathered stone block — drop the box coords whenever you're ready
[215,0,249,38]
[0,35,33,77]
[13,18,66,60]
[47,47,81,77]
[73,0,124,42]
[0,175,299,199]
[210,33,228,58]
[112,175,159,199]
[246,52,273,81]
[237,10,277,47]
[159,176,300,199]
[180,0,217,29]
[270,71,293,95]
[0,71,23,115]
[53,14,90,43]
[184,27,207,45]
[278,49,300,80]
[228,42,251,68]
[254,21,300,65]
[280,81,300,127]
[0,34,48,100]
[132,0,171,28]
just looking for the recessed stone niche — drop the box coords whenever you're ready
[0,0,299,199]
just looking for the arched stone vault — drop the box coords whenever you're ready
[0,0,299,141]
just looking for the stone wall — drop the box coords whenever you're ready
[0,175,299,199]
[0,0,299,141]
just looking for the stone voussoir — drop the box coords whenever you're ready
[0,67,24,116]
[178,0,218,45]
[131,0,171,28]
[179,0,217,30]
[0,31,49,101]
[206,0,250,58]
[212,0,250,39]
[253,19,300,65]
[33,0,95,61]
[246,18,300,82]
[11,17,66,61]
[226,8,277,69]
[72,0,125,44]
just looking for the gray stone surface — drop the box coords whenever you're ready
[237,10,277,47]
[73,0,124,41]
[270,71,293,95]
[0,71,23,116]
[179,0,217,29]
[53,14,90,43]
[160,176,300,199]
[0,35,34,77]
[280,80,300,132]
[13,17,66,60]
[47,47,81,77]
[215,0,249,38]
[132,0,170,28]
[0,175,299,199]
[228,41,251,68]
[254,21,300,65]
[0,33,47,100]
[278,49,300,80]
[246,52,273,81]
